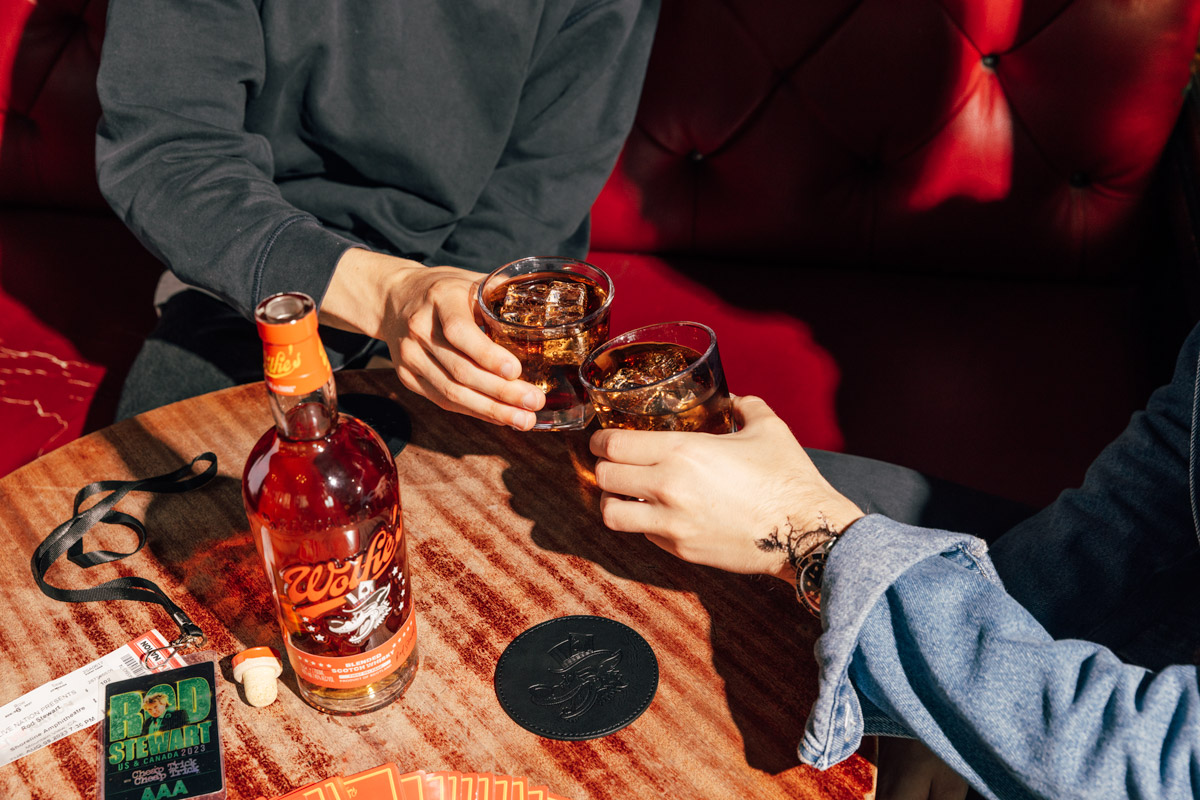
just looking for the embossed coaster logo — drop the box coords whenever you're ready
[495,615,658,741]
[529,632,628,719]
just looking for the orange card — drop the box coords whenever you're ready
[527,786,547,800]
[397,770,429,800]
[470,773,490,800]
[457,773,475,800]
[508,776,526,800]
[344,763,407,800]
[323,777,350,800]
[278,776,347,800]
[422,772,446,800]
[434,771,458,799]
[490,774,509,800]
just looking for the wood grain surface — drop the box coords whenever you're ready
[0,371,874,800]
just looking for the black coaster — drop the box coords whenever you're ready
[338,392,412,456]
[494,615,658,741]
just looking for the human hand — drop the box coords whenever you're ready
[875,737,969,800]
[589,395,863,581]
[320,248,545,429]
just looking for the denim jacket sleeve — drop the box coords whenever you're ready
[799,514,1200,800]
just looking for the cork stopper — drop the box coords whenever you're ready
[232,647,284,707]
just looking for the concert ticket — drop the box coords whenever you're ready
[0,629,185,767]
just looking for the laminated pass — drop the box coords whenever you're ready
[100,659,225,800]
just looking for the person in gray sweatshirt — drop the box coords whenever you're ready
[96,0,659,426]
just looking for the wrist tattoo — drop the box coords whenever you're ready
[756,514,839,569]
[758,514,845,618]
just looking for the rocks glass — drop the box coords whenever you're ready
[579,321,735,433]
[478,257,614,430]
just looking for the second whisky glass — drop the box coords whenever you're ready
[579,321,735,433]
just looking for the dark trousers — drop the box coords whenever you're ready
[117,290,385,420]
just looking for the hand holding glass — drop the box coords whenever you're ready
[478,257,614,430]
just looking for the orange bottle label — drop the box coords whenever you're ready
[274,526,414,689]
[284,608,416,689]
[262,338,331,396]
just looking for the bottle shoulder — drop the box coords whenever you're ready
[242,413,399,522]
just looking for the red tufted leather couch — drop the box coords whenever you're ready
[1,0,161,476]
[4,0,1200,507]
[587,0,1200,505]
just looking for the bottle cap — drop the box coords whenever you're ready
[255,293,320,344]
[254,292,332,395]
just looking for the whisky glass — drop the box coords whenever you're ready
[478,257,614,430]
[579,321,735,433]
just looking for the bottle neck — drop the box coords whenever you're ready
[254,291,336,439]
[267,374,338,440]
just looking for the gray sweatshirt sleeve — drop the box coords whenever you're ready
[95,0,357,318]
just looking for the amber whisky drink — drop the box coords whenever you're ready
[478,257,614,430]
[242,292,418,715]
[580,321,735,433]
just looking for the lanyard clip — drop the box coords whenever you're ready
[166,611,208,654]
[139,627,207,670]
[172,621,208,652]
[140,616,207,669]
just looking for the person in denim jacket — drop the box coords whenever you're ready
[588,322,1200,799]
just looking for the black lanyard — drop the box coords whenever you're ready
[31,452,218,658]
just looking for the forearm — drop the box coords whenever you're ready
[318,249,421,340]
[802,516,1200,799]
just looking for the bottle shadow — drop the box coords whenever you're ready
[96,417,286,662]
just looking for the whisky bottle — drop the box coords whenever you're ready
[242,292,417,714]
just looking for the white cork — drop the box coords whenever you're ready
[232,648,283,708]
[240,664,280,707]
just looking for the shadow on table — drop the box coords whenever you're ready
[102,386,824,778]
[400,405,822,777]
[508,456,815,776]
[99,418,283,661]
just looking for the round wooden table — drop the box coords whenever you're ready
[0,371,873,800]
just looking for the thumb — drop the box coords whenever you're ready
[732,395,778,428]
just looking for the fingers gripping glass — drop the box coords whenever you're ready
[478,257,614,430]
